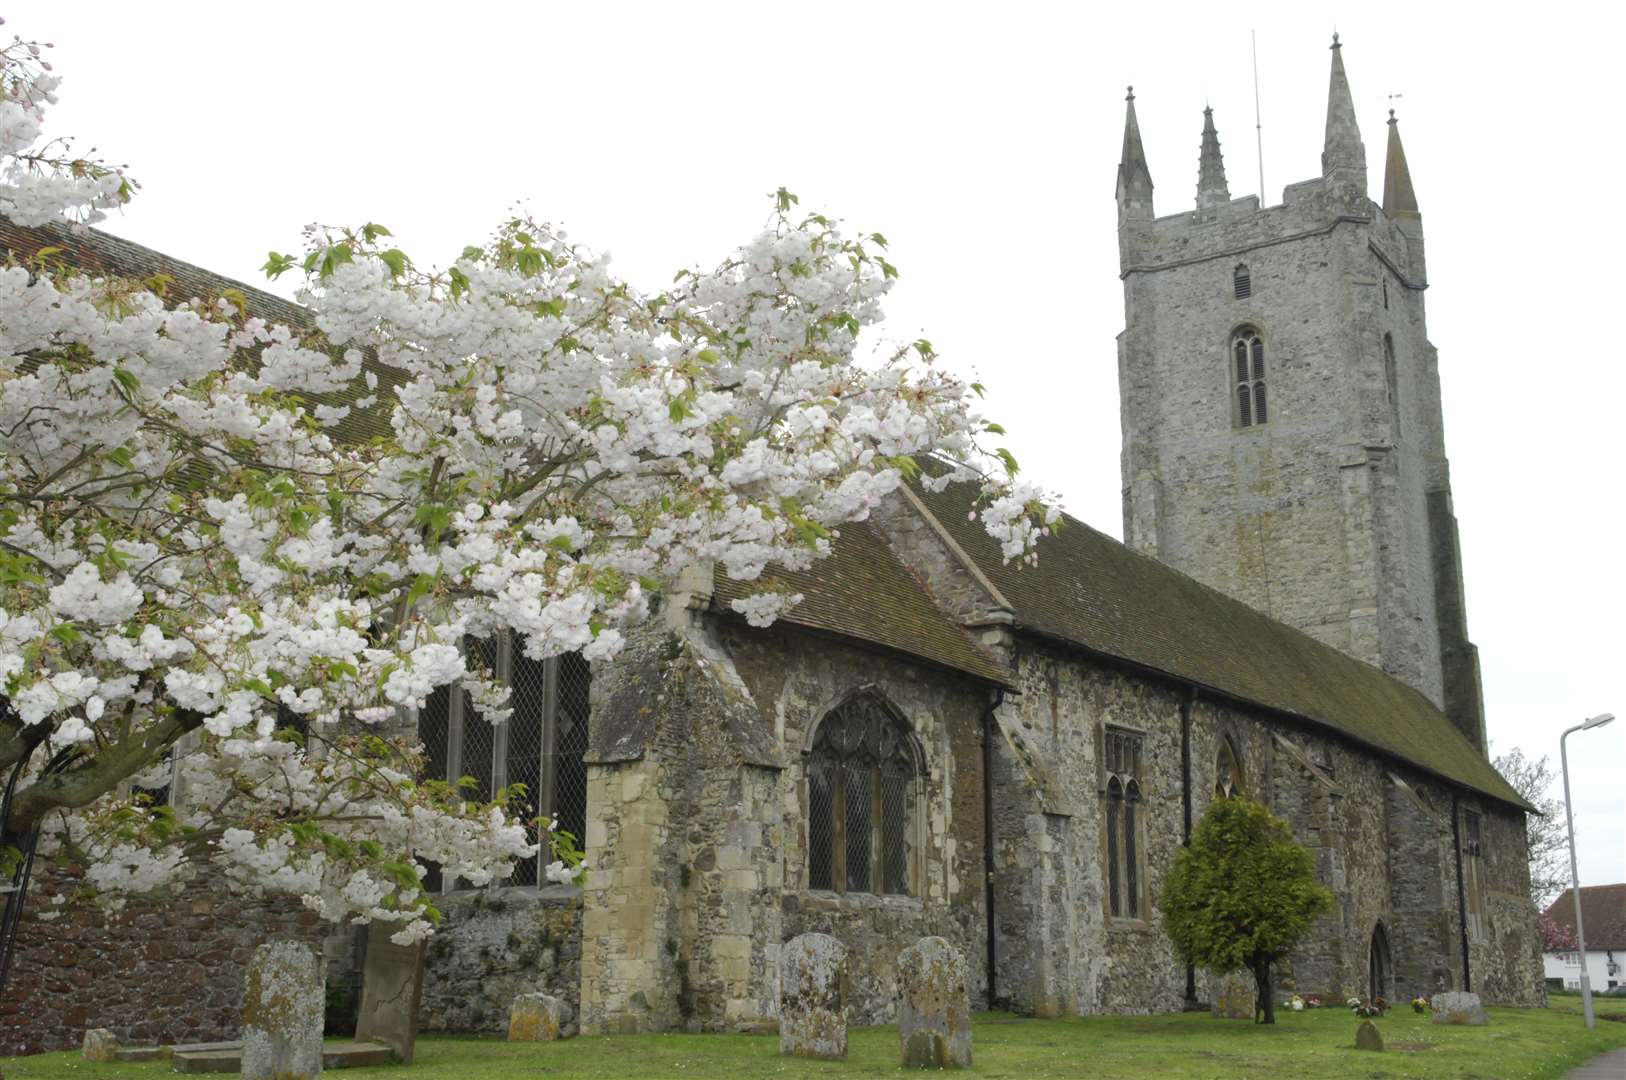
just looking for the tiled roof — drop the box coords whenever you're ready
[909,463,1531,811]
[711,521,1011,687]
[1546,885,1626,951]
[0,217,400,444]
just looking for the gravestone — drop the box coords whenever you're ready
[1429,991,1488,1025]
[81,1028,118,1062]
[1355,1019,1384,1050]
[508,992,568,1041]
[353,920,427,1063]
[1210,971,1255,1020]
[779,932,848,1060]
[896,937,972,1069]
[240,940,325,1080]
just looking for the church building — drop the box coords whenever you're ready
[1,36,1541,1055]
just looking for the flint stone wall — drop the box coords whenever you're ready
[419,887,582,1034]
[0,870,322,1057]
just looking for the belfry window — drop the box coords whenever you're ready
[1232,328,1268,428]
[806,692,918,896]
[417,632,591,891]
[1383,333,1401,438]
[1233,264,1252,300]
[1104,726,1145,919]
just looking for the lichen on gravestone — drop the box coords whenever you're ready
[896,937,972,1069]
[779,932,848,1060]
[1355,1019,1384,1050]
[240,940,324,1080]
[81,1028,118,1062]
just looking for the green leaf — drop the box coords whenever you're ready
[448,267,471,300]
[112,368,140,396]
[970,382,986,398]
[49,622,82,645]
[984,422,1006,436]
[995,447,1020,476]
[774,187,799,212]
[379,249,409,278]
[533,297,567,319]
[361,222,392,241]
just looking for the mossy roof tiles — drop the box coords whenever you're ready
[909,469,1529,811]
[710,521,1011,687]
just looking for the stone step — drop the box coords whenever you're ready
[113,1045,162,1062]
[166,1040,393,1074]
[169,1048,241,1074]
[324,1041,395,1068]
[166,1041,243,1055]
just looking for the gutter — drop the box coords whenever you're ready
[982,687,1004,1009]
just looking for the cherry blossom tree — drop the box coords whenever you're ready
[0,23,1051,947]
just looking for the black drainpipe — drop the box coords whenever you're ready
[1450,791,1472,991]
[1180,687,1197,1005]
[982,687,1004,1009]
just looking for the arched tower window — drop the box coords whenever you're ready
[1232,328,1267,428]
[1215,736,1245,799]
[806,692,919,896]
[1233,264,1252,300]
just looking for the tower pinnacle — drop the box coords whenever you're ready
[1117,86,1155,221]
[1321,34,1367,187]
[1382,109,1420,220]
[1196,106,1230,210]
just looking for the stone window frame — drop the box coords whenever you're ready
[1099,721,1150,923]
[415,630,591,894]
[1233,263,1252,300]
[1382,332,1401,438]
[800,688,927,900]
[1215,732,1246,800]
[1230,325,1268,429]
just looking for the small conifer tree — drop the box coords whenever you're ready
[1161,797,1334,1023]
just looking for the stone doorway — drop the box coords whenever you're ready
[1368,922,1393,1002]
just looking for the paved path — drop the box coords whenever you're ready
[1563,1047,1626,1078]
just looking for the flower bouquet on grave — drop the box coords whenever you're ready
[1350,998,1385,1018]
[1411,996,1430,1014]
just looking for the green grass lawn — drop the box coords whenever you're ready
[6,1002,1624,1080]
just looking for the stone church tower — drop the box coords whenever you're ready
[1116,37,1486,753]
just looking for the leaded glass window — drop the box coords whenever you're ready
[1103,725,1146,919]
[416,631,590,891]
[805,693,917,896]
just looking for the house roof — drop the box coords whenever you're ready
[1546,885,1626,951]
[710,521,1012,687]
[908,465,1531,812]
[0,217,400,444]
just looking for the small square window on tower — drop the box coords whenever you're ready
[1233,264,1251,300]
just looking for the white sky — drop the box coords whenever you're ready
[12,1,1623,888]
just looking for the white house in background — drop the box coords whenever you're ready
[1544,884,1626,992]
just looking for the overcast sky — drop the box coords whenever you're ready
[12,1,1622,889]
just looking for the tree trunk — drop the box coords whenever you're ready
[1253,956,1275,1024]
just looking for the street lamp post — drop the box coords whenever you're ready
[1560,712,1615,1030]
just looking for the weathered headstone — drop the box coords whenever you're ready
[81,1028,118,1062]
[1429,990,1488,1025]
[353,920,427,1063]
[240,940,325,1080]
[508,992,568,1041]
[1209,971,1255,1020]
[779,932,848,1060]
[896,937,972,1069]
[1355,1019,1384,1050]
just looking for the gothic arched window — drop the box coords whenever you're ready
[1103,725,1146,919]
[806,693,918,896]
[1232,328,1267,428]
[1216,736,1245,799]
